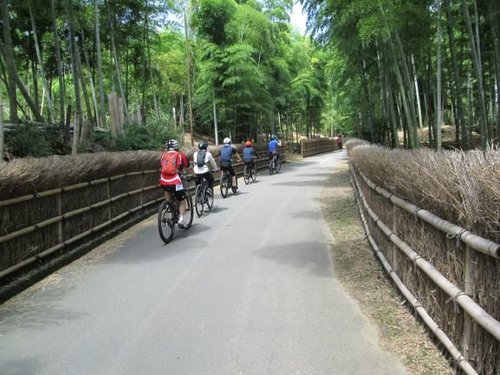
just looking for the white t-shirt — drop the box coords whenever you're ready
[193,150,217,174]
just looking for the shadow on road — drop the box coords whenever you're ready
[255,241,333,279]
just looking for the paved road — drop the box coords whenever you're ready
[0,151,406,375]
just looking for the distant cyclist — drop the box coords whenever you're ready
[220,137,242,190]
[268,134,280,163]
[242,140,259,171]
[159,139,190,228]
[193,140,218,190]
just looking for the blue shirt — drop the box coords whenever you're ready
[242,147,256,162]
[268,140,279,153]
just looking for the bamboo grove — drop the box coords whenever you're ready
[0,0,499,159]
[303,0,500,150]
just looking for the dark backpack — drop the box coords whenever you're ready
[220,145,233,162]
[196,150,207,167]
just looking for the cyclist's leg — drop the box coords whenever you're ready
[206,172,214,190]
[175,190,187,225]
[229,165,237,187]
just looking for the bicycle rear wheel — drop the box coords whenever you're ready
[275,159,281,173]
[183,193,194,229]
[206,186,214,209]
[243,166,250,185]
[250,167,257,182]
[269,160,274,175]
[220,173,229,198]
[195,184,205,217]
[158,200,174,244]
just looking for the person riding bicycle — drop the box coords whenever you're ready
[193,140,218,190]
[268,134,280,163]
[159,139,190,228]
[242,140,259,171]
[220,137,242,190]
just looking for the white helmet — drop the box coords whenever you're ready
[223,137,231,144]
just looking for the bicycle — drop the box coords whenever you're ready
[269,152,281,175]
[243,161,257,184]
[157,175,194,244]
[220,168,237,198]
[195,175,214,217]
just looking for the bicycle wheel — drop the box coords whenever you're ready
[250,167,257,182]
[220,173,229,198]
[206,186,214,209]
[231,179,238,193]
[243,166,250,185]
[275,158,281,173]
[195,184,205,217]
[158,200,174,244]
[184,193,194,229]
[269,160,274,175]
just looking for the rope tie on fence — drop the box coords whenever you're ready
[446,228,467,248]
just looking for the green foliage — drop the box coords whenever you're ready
[106,120,179,151]
[5,125,70,158]
[191,0,237,45]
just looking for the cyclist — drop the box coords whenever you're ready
[220,137,242,190]
[268,134,280,163]
[242,140,259,171]
[193,140,218,190]
[159,139,190,228]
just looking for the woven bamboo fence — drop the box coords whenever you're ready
[0,146,285,295]
[349,162,500,375]
[300,138,338,157]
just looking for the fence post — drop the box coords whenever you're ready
[57,191,63,243]
[462,244,474,361]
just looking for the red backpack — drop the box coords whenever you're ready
[161,151,180,176]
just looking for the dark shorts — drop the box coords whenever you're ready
[268,151,280,160]
[244,160,255,169]
[196,172,214,187]
[161,185,186,201]
[220,162,235,177]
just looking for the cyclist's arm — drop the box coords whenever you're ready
[208,153,218,171]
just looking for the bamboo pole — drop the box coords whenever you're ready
[0,197,163,280]
[0,185,158,244]
[351,172,478,375]
[359,170,500,259]
[351,163,500,341]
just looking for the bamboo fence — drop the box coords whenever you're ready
[0,148,286,288]
[350,161,500,375]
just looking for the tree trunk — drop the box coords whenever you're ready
[462,0,489,149]
[51,0,65,129]
[29,0,54,124]
[110,25,129,126]
[444,0,468,148]
[0,92,4,163]
[213,91,219,144]
[184,11,194,145]
[0,0,18,123]
[435,5,443,151]
[68,2,82,155]
[489,0,500,141]
[94,0,106,128]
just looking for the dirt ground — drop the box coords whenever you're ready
[320,157,454,375]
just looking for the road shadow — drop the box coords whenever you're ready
[255,241,333,279]
[272,179,327,187]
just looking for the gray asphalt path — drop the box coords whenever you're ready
[0,150,406,375]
